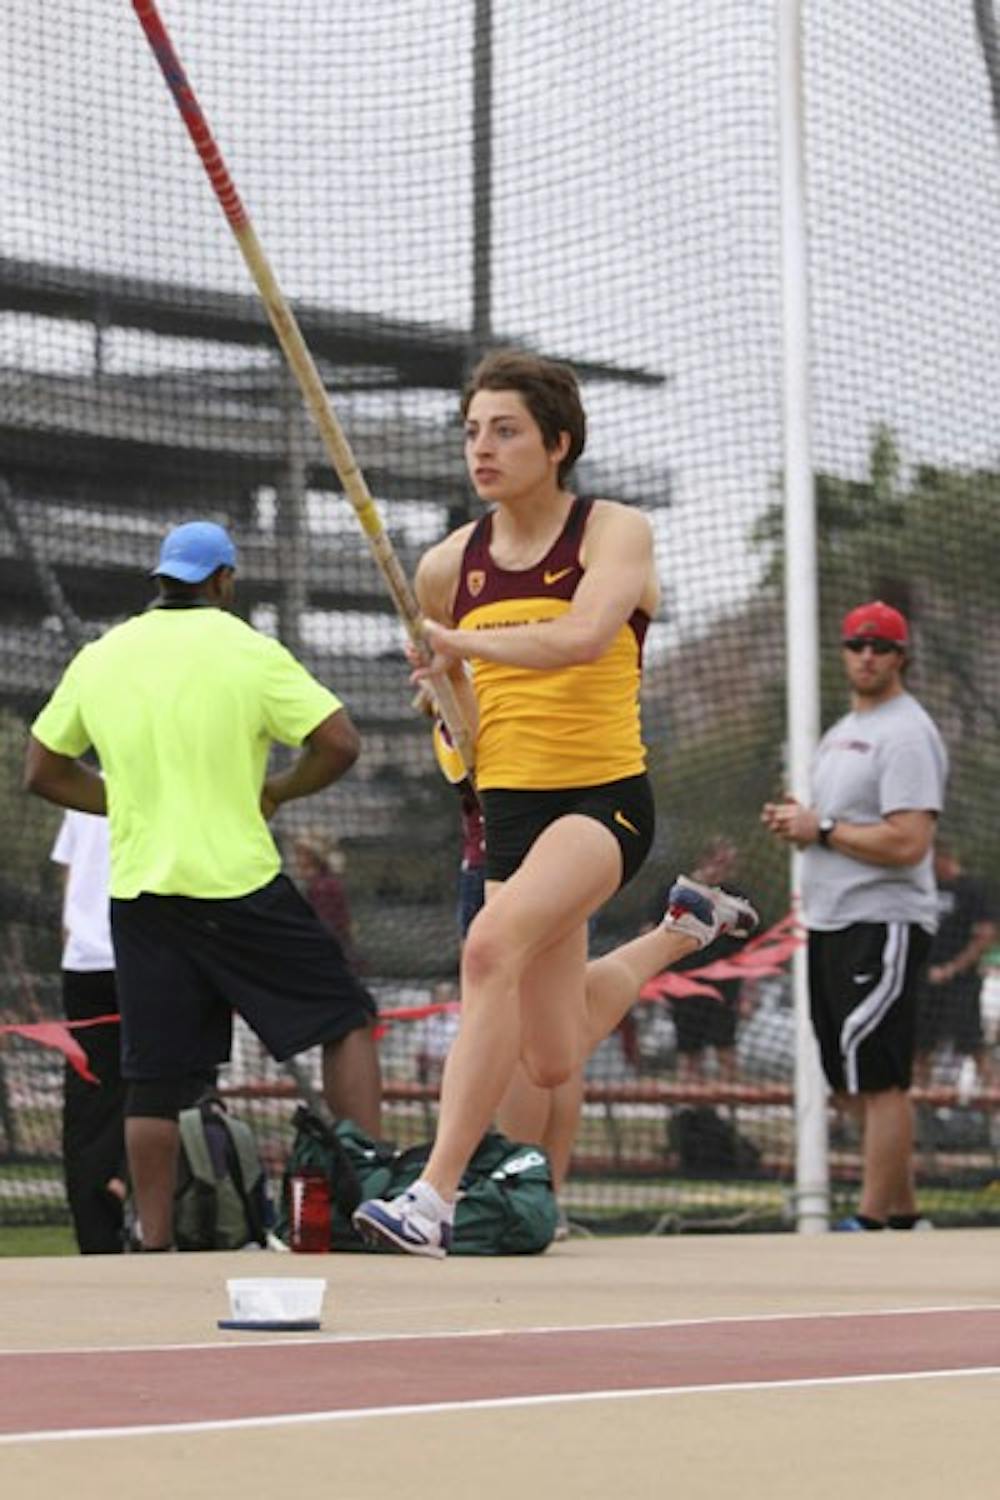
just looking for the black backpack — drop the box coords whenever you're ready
[173,1094,270,1250]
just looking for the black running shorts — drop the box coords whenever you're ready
[808,922,931,1094]
[111,875,376,1080]
[481,772,655,889]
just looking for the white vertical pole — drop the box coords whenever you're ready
[777,0,829,1232]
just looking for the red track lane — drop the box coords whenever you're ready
[2,1309,998,1436]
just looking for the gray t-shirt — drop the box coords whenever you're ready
[801,692,948,932]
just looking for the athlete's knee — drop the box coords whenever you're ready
[124,1074,213,1121]
[461,915,519,991]
[521,1049,574,1091]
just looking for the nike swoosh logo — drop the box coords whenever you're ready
[543,566,573,585]
[852,973,873,985]
[614,810,640,835]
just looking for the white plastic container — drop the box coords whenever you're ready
[222,1277,327,1330]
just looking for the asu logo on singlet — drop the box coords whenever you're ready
[453,497,649,790]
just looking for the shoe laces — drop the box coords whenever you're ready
[392,1190,440,1244]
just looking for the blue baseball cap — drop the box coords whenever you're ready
[151,521,237,583]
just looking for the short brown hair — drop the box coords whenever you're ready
[460,349,586,486]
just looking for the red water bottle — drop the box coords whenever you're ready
[288,1167,331,1253]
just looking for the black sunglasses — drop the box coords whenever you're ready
[842,638,902,655]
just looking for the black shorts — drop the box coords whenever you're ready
[915,978,985,1056]
[480,773,655,888]
[110,875,376,1081]
[808,922,931,1095]
[672,985,739,1054]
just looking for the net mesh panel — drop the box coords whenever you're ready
[1,1,997,1236]
[800,2,1000,1221]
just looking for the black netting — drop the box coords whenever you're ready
[1,2,997,1237]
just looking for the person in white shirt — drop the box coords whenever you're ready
[52,807,126,1252]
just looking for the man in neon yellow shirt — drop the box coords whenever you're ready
[25,520,381,1250]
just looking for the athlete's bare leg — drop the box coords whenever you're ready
[484,873,585,1193]
[421,816,699,1201]
[543,1071,587,1190]
[581,921,699,1052]
[418,818,612,1199]
[497,1065,585,1193]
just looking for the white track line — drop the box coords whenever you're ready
[3,1365,1000,1445]
[1,1300,998,1358]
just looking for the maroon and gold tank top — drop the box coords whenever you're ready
[452,497,649,790]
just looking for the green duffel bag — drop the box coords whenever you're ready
[388,1130,559,1256]
[277,1106,396,1251]
[278,1108,558,1255]
[460,1133,559,1254]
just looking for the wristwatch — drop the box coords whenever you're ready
[817,816,837,848]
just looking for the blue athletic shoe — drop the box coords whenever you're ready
[352,1189,453,1259]
[833,1215,884,1231]
[662,876,759,949]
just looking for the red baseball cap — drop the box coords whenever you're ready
[841,600,909,646]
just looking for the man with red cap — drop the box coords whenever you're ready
[762,601,948,1230]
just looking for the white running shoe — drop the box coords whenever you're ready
[661,876,759,949]
[352,1187,453,1259]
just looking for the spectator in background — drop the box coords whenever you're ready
[51,805,127,1253]
[661,836,751,1085]
[293,832,361,971]
[913,844,997,1092]
[762,600,947,1232]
